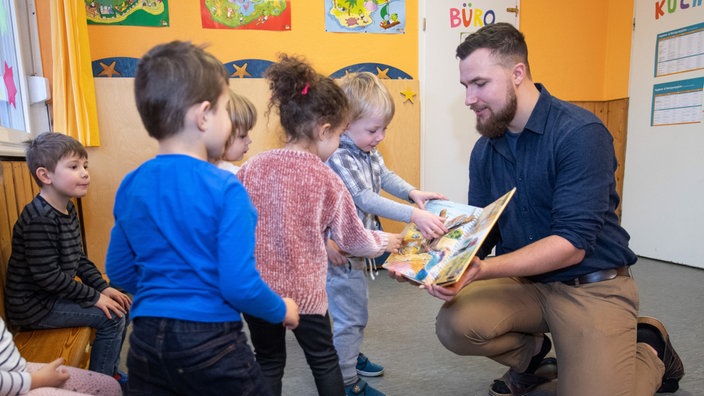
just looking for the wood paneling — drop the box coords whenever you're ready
[571,98,629,219]
[0,161,40,310]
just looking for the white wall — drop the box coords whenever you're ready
[622,1,704,268]
[418,1,518,203]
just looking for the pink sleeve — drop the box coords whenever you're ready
[25,363,121,396]
[327,185,388,258]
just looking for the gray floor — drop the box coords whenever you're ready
[120,257,703,395]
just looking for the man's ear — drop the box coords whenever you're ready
[35,167,52,185]
[512,63,527,85]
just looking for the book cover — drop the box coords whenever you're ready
[382,188,516,286]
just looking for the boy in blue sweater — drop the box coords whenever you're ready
[106,41,299,395]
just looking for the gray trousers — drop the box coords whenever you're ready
[327,259,369,386]
[435,276,665,395]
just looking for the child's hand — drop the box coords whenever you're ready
[282,297,300,330]
[384,233,403,253]
[411,208,449,239]
[102,287,132,311]
[30,358,70,390]
[94,293,127,319]
[325,239,348,266]
[408,190,448,210]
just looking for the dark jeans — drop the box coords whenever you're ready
[244,312,344,396]
[127,317,270,396]
[28,298,127,375]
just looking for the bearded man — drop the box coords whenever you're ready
[390,23,684,396]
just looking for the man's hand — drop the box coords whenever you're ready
[94,287,131,319]
[30,358,70,390]
[422,257,482,301]
[386,267,409,283]
[325,239,348,266]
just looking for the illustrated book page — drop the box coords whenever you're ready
[382,188,516,286]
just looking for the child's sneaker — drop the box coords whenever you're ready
[345,378,385,396]
[113,371,128,392]
[356,352,384,377]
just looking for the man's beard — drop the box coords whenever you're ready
[475,88,517,139]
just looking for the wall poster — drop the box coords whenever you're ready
[325,0,406,34]
[654,22,703,77]
[651,77,703,126]
[201,0,290,31]
[86,0,170,26]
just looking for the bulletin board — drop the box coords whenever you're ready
[621,1,704,268]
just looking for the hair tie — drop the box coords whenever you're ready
[301,83,310,95]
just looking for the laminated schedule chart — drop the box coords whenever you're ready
[655,22,704,77]
[651,77,704,127]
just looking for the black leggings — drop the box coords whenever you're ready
[244,312,345,396]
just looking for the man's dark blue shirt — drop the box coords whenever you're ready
[468,84,637,283]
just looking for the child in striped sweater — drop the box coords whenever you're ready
[1,313,121,396]
[238,54,402,396]
[4,132,130,380]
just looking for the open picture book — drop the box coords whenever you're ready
[382,188,516,287]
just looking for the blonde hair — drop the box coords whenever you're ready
[225,90,257,149]
[337,72,394,125]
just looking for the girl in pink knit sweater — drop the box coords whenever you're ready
[237,54,401,396]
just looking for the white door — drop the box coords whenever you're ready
[419,1,519,202]
[621,0,704,268]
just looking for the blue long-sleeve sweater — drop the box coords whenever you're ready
[106,154,285,324]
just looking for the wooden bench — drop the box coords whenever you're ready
[1,160,95,368]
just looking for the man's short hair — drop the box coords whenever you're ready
[456,23,531,76]
[134,41,228,140]
[25,132,87,186]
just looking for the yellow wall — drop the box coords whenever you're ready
[36,1,632,100]
[521,1,633,101]
[85,2,419,77]
[603,0,634,100]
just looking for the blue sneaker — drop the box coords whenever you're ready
[356,353,384,377]
[113,371,128,392]
[345,378,385,396]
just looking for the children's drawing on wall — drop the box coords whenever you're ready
[85,0,169,26]
[201,0,291,31]
[326,0,405,34]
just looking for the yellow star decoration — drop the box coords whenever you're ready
[400,87,416,103]
[98,61,120,78]
[376,67,390,79]
[231,63,251,78]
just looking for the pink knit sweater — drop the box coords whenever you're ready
[238,149,388,315]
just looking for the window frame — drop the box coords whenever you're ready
[0,0,50,157]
